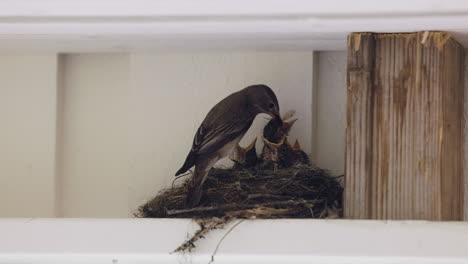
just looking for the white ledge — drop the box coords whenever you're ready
[1,218,468,264]
[2,0,468,17]
[2,1,468,51]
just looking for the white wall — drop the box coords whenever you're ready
[56,51,314,217]
[314,51,347,176]
[0,51,352,218]
[0,51,355,218]
[0,54,59,217]
[60,54,131,217]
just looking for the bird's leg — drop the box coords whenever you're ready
[185,167,208,207]
[185,157,218,207]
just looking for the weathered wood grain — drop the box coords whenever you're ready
[345,32,465,220]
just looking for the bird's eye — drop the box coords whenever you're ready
[268,102,275,109]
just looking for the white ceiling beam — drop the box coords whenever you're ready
[2,1,468,51]
[2,0,468,17]
[1,218,468,263]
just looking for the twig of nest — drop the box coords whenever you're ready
[137,166,343,219]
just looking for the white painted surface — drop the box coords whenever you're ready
[313,51,346,176]
[2,1,468,51]
[0,54,58,217]
[1,218,468,263]
[3,0,468,17]
[53,51,313,217]
[60,54,131,217]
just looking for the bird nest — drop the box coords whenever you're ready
[135,110,343,252]
[136,165,343,219]
[136,165,343,253]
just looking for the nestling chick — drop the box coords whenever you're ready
[261,110,310,169]
[229,138,258,169]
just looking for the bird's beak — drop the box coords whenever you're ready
[266,112,281,122]
[272,112,282,122]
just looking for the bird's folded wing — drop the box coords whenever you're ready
[192,118,251,155]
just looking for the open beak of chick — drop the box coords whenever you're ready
[263,109,298,144]
[229,138,258,167]
[261,110,310,166]
[231,109,309,168]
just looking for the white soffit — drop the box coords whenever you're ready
[1,0,468,51]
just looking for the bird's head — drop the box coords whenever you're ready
[245,84,281,121]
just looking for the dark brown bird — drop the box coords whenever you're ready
[175,84,281,206]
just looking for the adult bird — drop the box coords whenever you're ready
[175,84,281,207]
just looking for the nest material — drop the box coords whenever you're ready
[136,110,343,252]
[136,165,343,219]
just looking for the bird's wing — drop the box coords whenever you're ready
[192,117,252,155]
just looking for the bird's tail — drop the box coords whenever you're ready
[185,165,209,207]
[175,151,197,176]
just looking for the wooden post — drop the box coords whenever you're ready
[345,32,465,220]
